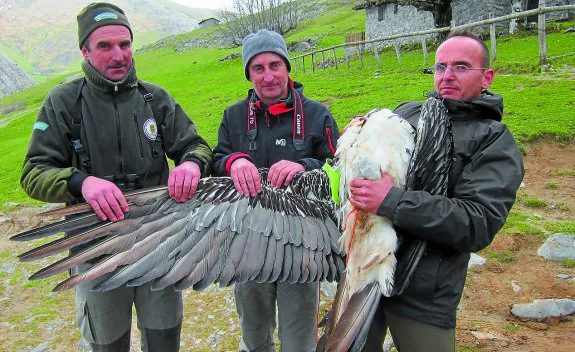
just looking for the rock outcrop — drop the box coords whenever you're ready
[0,52,37,98]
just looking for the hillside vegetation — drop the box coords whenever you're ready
[0,2,574,208]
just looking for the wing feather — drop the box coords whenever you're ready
[12,169,344,293]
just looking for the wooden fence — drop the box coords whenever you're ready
[291,4,575,74]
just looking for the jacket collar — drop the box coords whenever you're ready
[430,90,503,122]
[82,59,138,94]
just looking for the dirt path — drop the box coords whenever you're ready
[1,140,574,351]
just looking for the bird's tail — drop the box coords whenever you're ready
[318,274,381,352]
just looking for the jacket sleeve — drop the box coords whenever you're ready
[212,108,252,177]
[378,125,524,253]
[155,89,212,176]
[298,108,340,171]
[20,92,85,203]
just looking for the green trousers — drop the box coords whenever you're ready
[72,263,183,350]
[362,304,455,352]
[234,281,320,352]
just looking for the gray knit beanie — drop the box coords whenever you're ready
[77,2,132,49]
[242,29,291,80]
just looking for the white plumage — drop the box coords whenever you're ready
[336,109,415,298]
[319,96,454,352]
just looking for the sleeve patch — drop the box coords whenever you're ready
[33,122,49,131]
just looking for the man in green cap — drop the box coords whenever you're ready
[21,2,212,351]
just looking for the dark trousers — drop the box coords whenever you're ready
[362,303,455,352]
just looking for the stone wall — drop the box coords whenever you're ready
[544,0,575,21]
[363,3,436,51]
[360,0,574,46]
[452,0,512,33]
[0,53,37,98]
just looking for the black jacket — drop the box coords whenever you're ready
[212,82,339,174]
[379,92,524,328]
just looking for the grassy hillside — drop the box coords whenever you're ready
[0,3,574,209]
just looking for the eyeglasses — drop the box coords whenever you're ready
[430,64,489,76]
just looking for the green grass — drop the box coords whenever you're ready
[563,260,575,268]
[545,181,560,189]
[552,169,575,176]
[524,197,547,208]
[0,4,574,212]
[487,250,515,263]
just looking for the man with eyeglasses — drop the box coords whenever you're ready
[349,29,524,351]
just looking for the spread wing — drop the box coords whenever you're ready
[10,168,344,292]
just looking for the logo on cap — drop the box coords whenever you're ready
[94,12,118,21]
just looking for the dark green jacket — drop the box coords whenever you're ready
[380,92,524,328]
[21,61,212,203]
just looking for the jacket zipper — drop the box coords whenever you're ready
[114,86,123,175]
[133,113,144,158]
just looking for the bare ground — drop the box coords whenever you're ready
[0,140,574,351]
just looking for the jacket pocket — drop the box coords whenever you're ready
[402,247,440,299]
[133,113,144,158]
[75,298,96,343]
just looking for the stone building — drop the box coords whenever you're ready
[354,0,574,50]
[198,17,221,28]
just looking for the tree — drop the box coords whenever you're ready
[216,0,301,46]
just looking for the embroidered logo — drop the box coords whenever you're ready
[275,139,286,146]
[33,122,49,131]
[143,118,158,141]
[94,12,118,21]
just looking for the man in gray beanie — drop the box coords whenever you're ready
[21,2,212,351]
[212,29,340,352]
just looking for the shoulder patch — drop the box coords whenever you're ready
[143,118,158,141]
[33,122,49,131]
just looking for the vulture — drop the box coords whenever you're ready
[318,97,453,352]
[10,168,345,292]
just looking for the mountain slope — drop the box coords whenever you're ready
[0,0,216,77]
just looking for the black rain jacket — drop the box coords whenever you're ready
[212,82,339,175]
[379,92,524,328]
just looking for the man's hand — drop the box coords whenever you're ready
[349,172,394,214]
[268,160,305,188]
[82,176,129,222]
[168,161,201,202]
[230,158,261,197]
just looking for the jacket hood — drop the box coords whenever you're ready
[431,90,503,122]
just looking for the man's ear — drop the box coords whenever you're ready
[481,69,495,90]
[81,46,90,60]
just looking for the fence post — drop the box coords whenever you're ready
[490,12,497,62]
[538,0,547,66]
[422,38,429,66]
[374,47,381,68]
[293,57,297,75]
[357,46,363,68]
[333,48,338,70]
[302,55,306,74]
[395,44,402,65]
[321,49,326,69]
[311,51,315,73]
